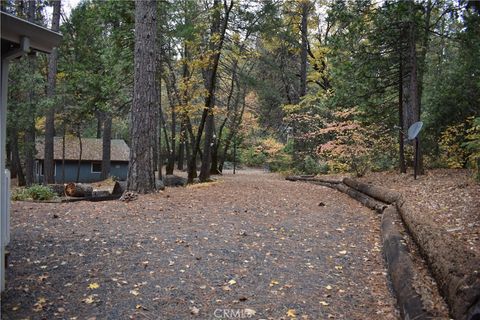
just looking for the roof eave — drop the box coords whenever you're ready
[1,11,62,54]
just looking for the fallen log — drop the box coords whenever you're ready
[381,206,431,320]
[48,184,65,197]
[397,200,480,320]
[164,175,187,187]
[285,175,342,184]
[64,183,93,197]
[333,183,387,213]
[91,179,122,195]
[285,176,386,213]
[343,178,401,204]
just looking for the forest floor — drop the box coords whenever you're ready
[357,168,480,257]
[2,170,400,320]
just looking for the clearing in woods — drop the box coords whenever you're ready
[1,170,398,319]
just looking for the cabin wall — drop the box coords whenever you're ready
[35,160,128,183]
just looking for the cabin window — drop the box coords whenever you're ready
[91,162,102,173]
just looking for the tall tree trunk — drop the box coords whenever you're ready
[24,0,36,186]
[198,0,233,182]
[96,111,103,139]
[219,88,247,172]
[76,130,82,183]
[44,0,61,184]
[101,113,112,180]
[199,113,215,181]
[61,124,65,183]
[9,126,26,186]
[166,101,176,174]
[398,50,406,173]
[157,74,163,180]
[127,0,157,193]
[299,1,309,97]
[177,122,185,171]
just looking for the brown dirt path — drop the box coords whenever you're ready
[1,170,398,319]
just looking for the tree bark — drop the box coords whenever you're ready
[397,200,480,320]
[44,0,61,184]
[177,122,185,171]
[9,126,25,186]
[166,99,176,175]
[299,1,309,97]
[398,50,406,173]
[127,0,157,193]
[101,113,112,180]
[199,0,233,182]
[76,130,82,183]
[24,0,37,186]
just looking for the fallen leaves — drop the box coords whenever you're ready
[269,279,280,287]
[82,295,96,304]
[286,308,297,318]
[130,289,140,296]
[88,282,100,289]
[190,306,200,315]
[33,297,47,312]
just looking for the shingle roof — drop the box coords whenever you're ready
[36,137,130,162]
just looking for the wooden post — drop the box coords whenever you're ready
[414,137,419,180]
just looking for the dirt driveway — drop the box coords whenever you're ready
[2,171,398,319]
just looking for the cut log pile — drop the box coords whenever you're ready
[286,175,480,320]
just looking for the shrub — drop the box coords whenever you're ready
[317,108,376,177]
[11,188,30,201]
[11,185,56,201]
[240,137,292,173]
[439,122,469,168]
[464,117,480,181]
[302,155,323,175]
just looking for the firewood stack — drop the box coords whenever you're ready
[119,191,138,202]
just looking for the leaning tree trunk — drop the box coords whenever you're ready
[101,113,112,180]
[127,0,157,193]
[44,0,61,184]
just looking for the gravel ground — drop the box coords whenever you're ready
[2,170,398,319]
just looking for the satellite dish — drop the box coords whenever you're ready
[407,121,423,140]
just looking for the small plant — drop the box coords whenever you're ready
[11,188,30,201]
[302,155,323,175]
[11,185,56,201]
[464,117,480,181]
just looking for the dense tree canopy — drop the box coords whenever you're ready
[3,0,479,188]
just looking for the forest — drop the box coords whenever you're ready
[2,0,480,192]
[2,1,480,319]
